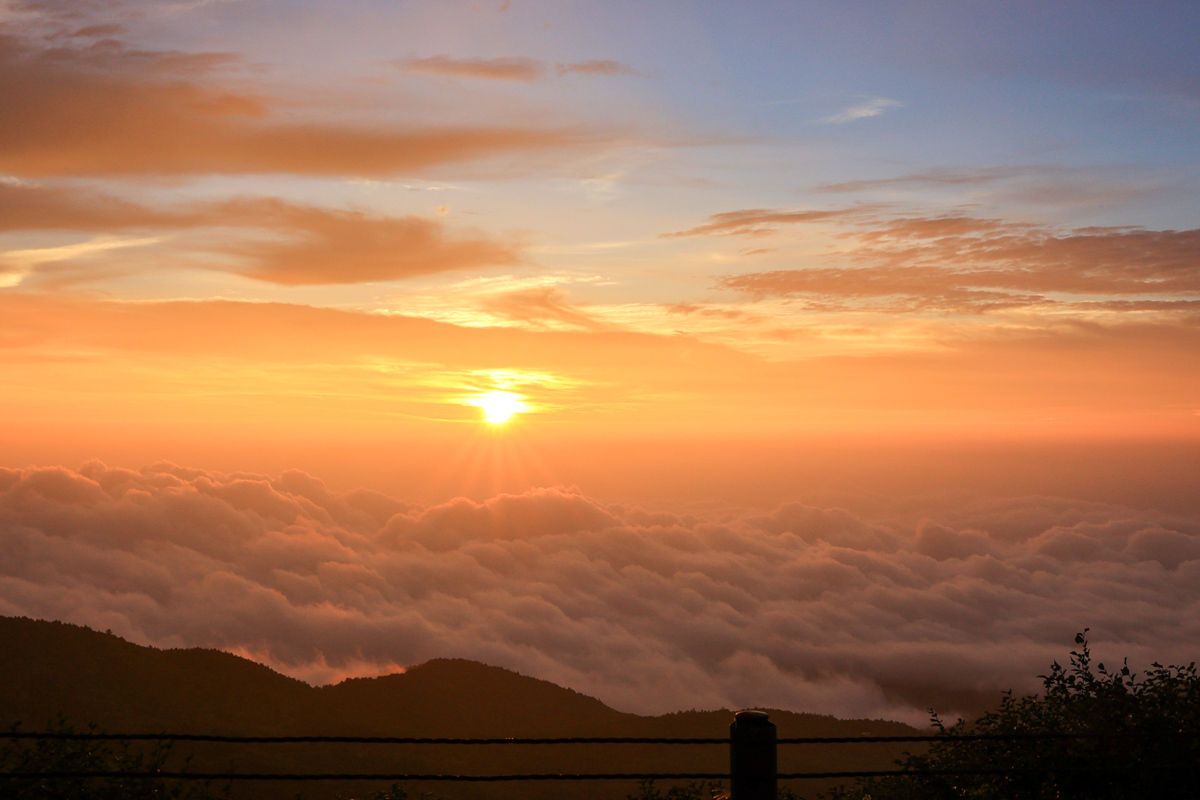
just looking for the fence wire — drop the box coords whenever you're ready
[0,766,1156,782]
[6,730,1196,744]
[3,729,1195,783]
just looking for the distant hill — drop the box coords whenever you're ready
[0,616,923,799]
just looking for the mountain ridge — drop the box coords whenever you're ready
[0,615,922,799]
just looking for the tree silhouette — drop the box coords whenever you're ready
[832,632,1200,799]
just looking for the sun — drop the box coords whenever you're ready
[469,391,527,424]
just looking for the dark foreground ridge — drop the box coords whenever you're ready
[0,616,918,800]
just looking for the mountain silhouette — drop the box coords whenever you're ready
[1,616,924,799]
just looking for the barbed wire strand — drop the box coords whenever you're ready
[3,731,1195,744]
[2,772,723,782]
[2,734,721,744]
[0,768,1092,782]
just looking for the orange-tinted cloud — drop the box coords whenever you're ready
[8,1,131,28]
[396,56,547,82]
[395,55,547,82]
[555,59,643,78]
[671,207,1200,311]
[478,287,606,330]
[395,55,644,82]
[0,34,601,177]
[31,34,247,76]
[0,182,171,231]
[43,23,130,41]
[816,166,1036,193]
[0,186,522,285]
[663,302,753,320]
[662,208,858,238]
[213,199,522,285]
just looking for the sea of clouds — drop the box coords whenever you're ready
[2,462,1198,725]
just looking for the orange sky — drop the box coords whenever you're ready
[2,3,1199,485]
[2,0,1199,721]
[2,0,1198,532]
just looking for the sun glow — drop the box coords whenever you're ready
[469,391,527,424]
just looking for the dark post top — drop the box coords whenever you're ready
[734,710,772,726]
[730,710,777,800]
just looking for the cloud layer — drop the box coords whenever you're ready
[2,462,1198,724]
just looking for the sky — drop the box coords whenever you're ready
[1,0,1199,724]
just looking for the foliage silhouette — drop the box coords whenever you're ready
[334,783,445,800]
[626,778,729,800]
[829,631,1200,800]
[625,778,806,800]
[0,717,229,800]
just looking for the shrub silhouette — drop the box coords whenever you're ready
[0,717,228,800]
[335,783,447,800]
[831,631,1200,800]
[625,778,808,800]
[626,778,730,800]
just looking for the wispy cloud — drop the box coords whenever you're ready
[479,286,608,330]
[0,235,162,287]
[822,96,902,124]
[394,55,547,83]
[661,208,860,238]
[818,166,1036,193]
[0,236,164,268]
[394,55,644,83]
[555,59,643,78]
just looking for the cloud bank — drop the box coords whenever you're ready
[2,463,1198,724]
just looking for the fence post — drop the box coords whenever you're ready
[730,710,776,800]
